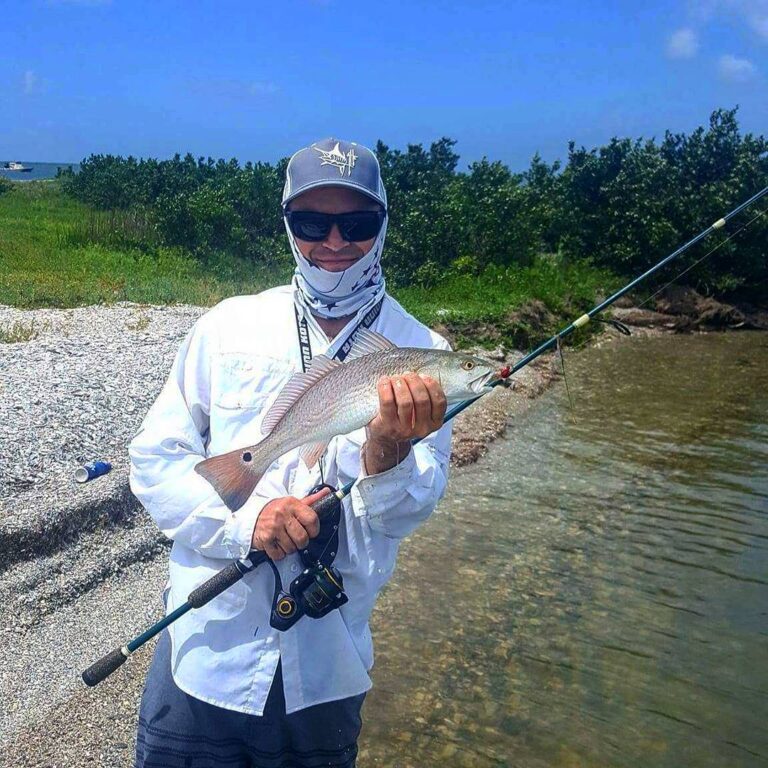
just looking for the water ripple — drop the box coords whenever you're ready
[362,332,768,768]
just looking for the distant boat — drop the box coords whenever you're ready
[2,161,33,172]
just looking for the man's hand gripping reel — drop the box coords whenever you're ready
[260,484,348,632]
[80,485,346,686]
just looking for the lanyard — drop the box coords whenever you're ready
[293,297,384,373]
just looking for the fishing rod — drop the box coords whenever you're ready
[82,184,768,687]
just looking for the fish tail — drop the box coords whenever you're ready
[195,448,267,512]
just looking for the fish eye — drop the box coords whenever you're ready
[461,360,475,371]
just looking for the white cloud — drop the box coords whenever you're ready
[667,28,699,58]
[688,0,768,40]
[718,53,758,80]
[22,70,38,95]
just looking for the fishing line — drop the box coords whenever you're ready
[555,335,575,411]
[635,204,768,312]
[313,520,338,563]
[319,456,326,487]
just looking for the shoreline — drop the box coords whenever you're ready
[0,297,757,766]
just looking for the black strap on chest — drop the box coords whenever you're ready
[293,297,384,370]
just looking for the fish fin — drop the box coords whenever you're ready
[261,355,341,435]
[195,448,263,512]
[299,439,330,469]
[344,327,397,360]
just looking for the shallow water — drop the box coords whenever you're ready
[360,331,768,767]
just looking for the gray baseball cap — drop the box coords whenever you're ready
[282,137,387,209]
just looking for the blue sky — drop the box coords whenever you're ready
[2,0,766,171]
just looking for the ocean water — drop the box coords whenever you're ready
[0,161,80,182]
[360,331,768,767]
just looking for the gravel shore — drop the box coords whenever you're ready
[0,301,562,767]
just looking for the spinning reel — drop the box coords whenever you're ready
[256,484,349,632]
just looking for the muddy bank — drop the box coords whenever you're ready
[611,285,768,331]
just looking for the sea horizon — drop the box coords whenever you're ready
[1,161,81,182]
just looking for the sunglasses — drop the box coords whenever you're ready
[284,209,386,243]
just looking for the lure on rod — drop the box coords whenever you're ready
[82,184,768,687]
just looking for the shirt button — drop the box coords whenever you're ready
[291,564,298,573]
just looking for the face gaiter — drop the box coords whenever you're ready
[285,211,388,320]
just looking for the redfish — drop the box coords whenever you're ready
[196,328,495,511]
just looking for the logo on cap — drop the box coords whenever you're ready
[313,142,357,177]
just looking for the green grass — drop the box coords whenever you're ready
[397,258,619,348]
[0,181,620,347]
[0,181,292,308]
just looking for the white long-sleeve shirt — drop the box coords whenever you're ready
[128,286,452,715]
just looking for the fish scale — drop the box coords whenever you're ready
[273,348,440,449]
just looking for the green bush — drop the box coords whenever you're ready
[61,154,285,263]
[59,108,768,300]
[556,109,767,297]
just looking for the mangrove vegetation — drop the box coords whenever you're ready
[0,108,765,347]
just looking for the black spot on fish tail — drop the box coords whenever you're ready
[195,449,262,511]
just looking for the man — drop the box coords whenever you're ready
[129,137,452,767]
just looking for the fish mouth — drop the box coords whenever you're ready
[469,367,497,394]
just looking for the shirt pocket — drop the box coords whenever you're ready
[209,353,296,453]
[213,353,295,410]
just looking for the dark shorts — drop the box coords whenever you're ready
[135,631,366,768]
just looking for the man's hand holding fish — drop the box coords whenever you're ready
[252,370,449,561]
[363,373,448,474]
